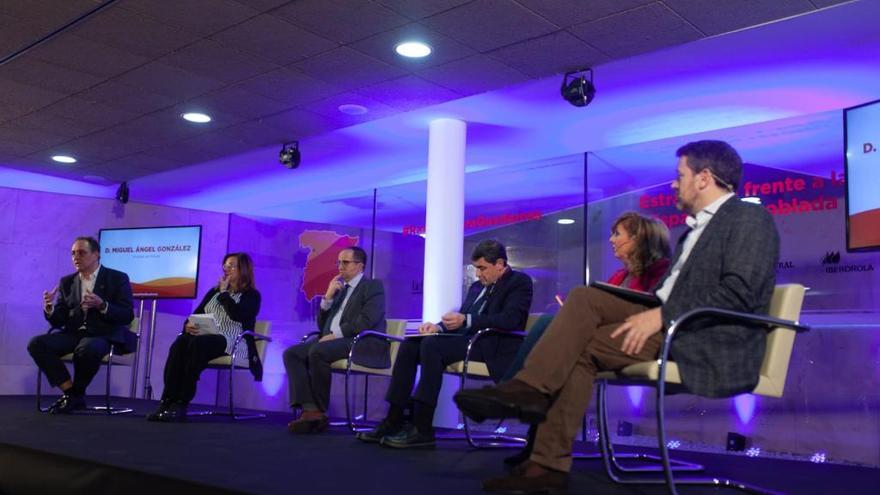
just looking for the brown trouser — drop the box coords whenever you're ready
[515,286,663,472]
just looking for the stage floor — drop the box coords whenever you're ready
[0,395,876,495]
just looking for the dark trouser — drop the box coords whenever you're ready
[501,314,555,382]
[282,337,353,412]
[385,335,488,427]
[516,287,663,472]
[161,333,227,404]
[28,332,112,396]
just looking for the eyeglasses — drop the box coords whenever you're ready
[222,264,238,270]
[336,260,360,267]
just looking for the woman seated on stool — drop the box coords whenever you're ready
[502,211,671,466]
[148,252,261,422]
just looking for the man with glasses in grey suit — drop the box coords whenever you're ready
[284,246,386,434]
[455,140,779,493]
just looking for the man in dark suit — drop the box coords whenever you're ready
[356,239,533,449]
[284,246,386,433]
[455,140,779,493]
[28,236,135,414]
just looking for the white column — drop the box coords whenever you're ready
[422,118,467,429]
[422,118,466,322]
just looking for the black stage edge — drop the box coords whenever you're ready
[1,395,877,495]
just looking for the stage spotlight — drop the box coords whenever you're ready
[561,68,596,107]
[279,142,301,169]
[116,181,129,204]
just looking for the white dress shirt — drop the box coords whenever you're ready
[322,272,363,338]
[656,193,735,303]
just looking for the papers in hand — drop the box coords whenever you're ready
[589,281,661,308]
[187,314,221,335]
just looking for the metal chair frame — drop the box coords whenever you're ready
[596,306,810,495]
[36,318,140,415]
[190,325,272,420]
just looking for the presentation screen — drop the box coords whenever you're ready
[845,99,880,252]
[99,226,202,299]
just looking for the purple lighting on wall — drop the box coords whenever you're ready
[626,386,644,409]
[734,394,758,425]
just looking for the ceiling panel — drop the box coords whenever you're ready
[210,14,338,66]
[234,68,344,107]
[416,54,529,96]
[0,58,103,94]
[302,92,400,125]
[0,79,66,123]
[39,96,138,129]
[76,80,178,114]
[274,0,410,44]
[28,34,149,78]
[568,3,703,59]
[68,6,200,58]
[375,0,473,20]
[183,85,286,122]
[118,0,259,36]
[354,75,462,111]
[516,0,655,27]
[421,0,557,53]
[158,39,280,84]
[348,22,476,70]
[292,47,407,91]
[665,0,814,36]
[0,0,104,26]
[487,30,609,78]
[114,61,226,100]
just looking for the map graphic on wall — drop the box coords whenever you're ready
[298,230,360,300]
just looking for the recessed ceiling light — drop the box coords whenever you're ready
[181,112,211,123]
[557,218,575,225]
[338,104,368,115]
[395,41,431,58]
[52,155,77,164]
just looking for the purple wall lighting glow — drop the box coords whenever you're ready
[734,394,758,427]
[626,386,645,410]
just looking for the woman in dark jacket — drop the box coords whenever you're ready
[148,252,261,422]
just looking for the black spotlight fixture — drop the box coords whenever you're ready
[561,68,596,107]
[115,181,129,204]
[279,141,301,169]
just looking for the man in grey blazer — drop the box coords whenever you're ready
[284,246,386,433]
[454,140,779,493]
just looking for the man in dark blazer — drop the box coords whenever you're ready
[28,236,135,414]
[284,246,386,433]
[455,140,779,493]
[356,239,533,449]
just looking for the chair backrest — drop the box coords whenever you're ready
[754,284,806,398]
[385,319,407,366]
[253,321,272,361]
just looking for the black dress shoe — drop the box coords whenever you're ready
[154,401,188,422]
[355,419,403,444]
[47,394,86,414]
[146,400,172,422]
[380,424,436,449]
[482,461,568,493]
[454,380,550,424]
